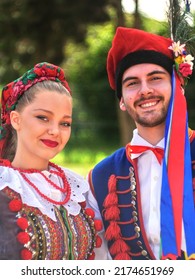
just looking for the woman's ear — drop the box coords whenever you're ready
[10,111,21,130]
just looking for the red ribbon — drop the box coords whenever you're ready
[127,144,164,164]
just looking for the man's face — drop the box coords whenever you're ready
[119,63,172,128]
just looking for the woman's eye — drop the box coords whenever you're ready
[61,122,71,127]
[36,115,48,121]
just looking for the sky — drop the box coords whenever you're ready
[122,0,195,21]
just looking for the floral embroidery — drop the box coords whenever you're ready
[168,41,194,85]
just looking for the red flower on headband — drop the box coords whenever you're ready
[34,64,55,78]
[179,63,193,77]
[0,62,71,128]
[168,41,194,86]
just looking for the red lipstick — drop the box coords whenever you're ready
[41,139,58,148]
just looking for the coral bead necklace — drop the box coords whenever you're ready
[13,161,71,205]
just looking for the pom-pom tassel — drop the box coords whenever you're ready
[85,208,95,219]
[109,238,130,255]
[108,174,117,192]
[87,251,95,260]
[17,232,30,244]
[94,219,103,231]
[9,199,22,212]
[17,217,29,230]
[114,252,131,260]
[95,235,102,248]
[21,249,32,260]
[105,221,121,240]
[104,205,120,221]
[103,192,118,208]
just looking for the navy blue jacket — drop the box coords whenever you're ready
[90,132,195,260]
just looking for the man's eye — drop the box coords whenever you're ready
[152,76,161,81]
[128,81,137,86]
[124,81,138,87]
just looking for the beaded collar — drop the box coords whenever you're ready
[0,159,89,220]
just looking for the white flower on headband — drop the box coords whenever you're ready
[168,41,186,57]
[168,41,194,86]
[184,54,194,70]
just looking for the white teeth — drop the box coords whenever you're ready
[141,101,157,108]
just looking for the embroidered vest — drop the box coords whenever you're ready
[90,134,195,260]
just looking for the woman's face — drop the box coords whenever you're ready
[10,89,72,168]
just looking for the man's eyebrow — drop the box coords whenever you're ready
[122,70,167,85]
[147,70,167,76]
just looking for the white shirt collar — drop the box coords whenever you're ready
[130,129,164,160]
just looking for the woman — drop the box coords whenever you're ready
[0,62,108,260]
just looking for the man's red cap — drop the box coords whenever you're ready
[107,27,174,98]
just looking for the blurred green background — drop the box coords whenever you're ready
[0,0,195,176]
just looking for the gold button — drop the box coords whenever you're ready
[131,190,137,196]
[130,185,135,191]
[141,250,147,256]
[132,211,137,216]
[133,216,138,222]
[135,226,140,232]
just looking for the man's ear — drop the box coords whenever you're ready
[119,98,126,111]
[10,111,21,130]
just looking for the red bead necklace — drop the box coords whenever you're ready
[13,162,71,205]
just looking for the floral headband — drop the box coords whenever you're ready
[1,62,71,128]
[168,41,194,86]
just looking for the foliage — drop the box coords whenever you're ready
[65,23,120,145]
[0,0,110,83]
[52,143,118,176]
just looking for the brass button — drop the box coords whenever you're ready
[130,185,135,191]
[132,211,137,216]
[134,226,140,232]
[131,190,137,196]
[141,250,147,256]
[133,216,138,222]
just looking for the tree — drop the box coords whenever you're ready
[0,0,110,83]
[65,23,119,147]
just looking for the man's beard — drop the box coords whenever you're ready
[135,108,167,127]
[126,96,168,127]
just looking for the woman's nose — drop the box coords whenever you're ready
[48,124,59,135]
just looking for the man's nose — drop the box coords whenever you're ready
[139,82,154,95]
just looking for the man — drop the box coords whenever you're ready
[88,27,195,260]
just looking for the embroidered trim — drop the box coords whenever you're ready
[3,187,103,260]
[103,167,152,260]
